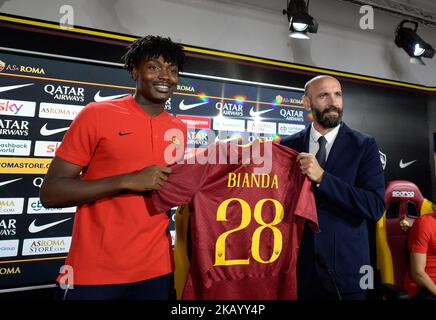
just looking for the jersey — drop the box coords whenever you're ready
[406,213,436,295]
[56,94,186,285]
[151,140,318,299]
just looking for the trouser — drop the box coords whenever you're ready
[54,273,175,300]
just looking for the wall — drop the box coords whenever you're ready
[1,0,436,85]
[429,96,436,200]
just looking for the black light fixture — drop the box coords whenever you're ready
[395,20,435,62]
[283,0,318,39]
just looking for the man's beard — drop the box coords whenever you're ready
[313,105,343,128]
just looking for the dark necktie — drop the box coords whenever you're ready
[316,136,327,168]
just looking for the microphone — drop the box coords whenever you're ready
[316,254,342,300]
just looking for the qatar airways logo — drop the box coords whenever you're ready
[216,102,244,117]
[44,84,85,102]
[279,109,304,122]
[392,191,415,198]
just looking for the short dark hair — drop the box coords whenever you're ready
[122,35,185,73]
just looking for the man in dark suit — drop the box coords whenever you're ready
[281,75,385,300]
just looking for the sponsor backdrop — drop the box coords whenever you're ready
[0,51,310,289]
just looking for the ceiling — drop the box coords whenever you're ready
[223,0,436,25]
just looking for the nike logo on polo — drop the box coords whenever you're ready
[40,123,69,136]
[94,91,129,102]
[249,107,274,117]
[178,100,208,111]
[28,218,72,234]
[0,178,22,187]
[118,131,132,136]
[399,159,417,169]
[0,83,34,93]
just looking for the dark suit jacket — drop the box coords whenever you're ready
[281,122,385,294]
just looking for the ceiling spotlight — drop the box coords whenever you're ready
[395,20,435,61]
[283,0,318,39]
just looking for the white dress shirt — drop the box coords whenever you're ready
[309,122,341,161]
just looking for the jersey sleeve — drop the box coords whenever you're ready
[294,176,318,230]
[151,157,209,212]
[55,104,99,167]
[408,216,432,254]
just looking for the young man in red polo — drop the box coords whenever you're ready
[40,35,186,300]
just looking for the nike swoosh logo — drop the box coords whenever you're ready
[118,131,132,136]
[94,91,129,102]
[249,107,274,117]
[0,83,34,93]
[179,100,208,111]
[0,178,22,187]
[40,123,69,136]
[28,218,71,234]
[399,159,417,169]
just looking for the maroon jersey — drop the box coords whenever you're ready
[152,140,318,299]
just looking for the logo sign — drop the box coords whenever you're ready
[0,139,31,156]
[392,191,415,198]
[34,140,61,157]
[22,236,71,256]
[0,119,30,137]
[176,84,195,93]
[278,123,305,135]
[275,95,303,105]
[178,100,208,111]
[170,230,176,246]
[0,239,19,258]
[0,198,24,215]
[38,102,84,120]
[213,117,245,132]
[247,120,276,134]
[176,115,211,129]
[0,178,22,188]
[379,150,386,170]
[0,266,21,275]
[165,98,171,110]
[0,99,36,117]
[0,83,34,92]
[0,218,17,236]
[399,159,417,169]
[215,102,243,117]
[187,129,215,148]
[44,84,85,102]
[40,123,69,137]
[279,108,304,122]
[249,107,274,118]
[93,91,128,102]
[27,197,76,214]
[3,64,45,75]
[0,157,52,174]
[28,218,71,234]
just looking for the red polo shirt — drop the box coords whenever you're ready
[56,95,186,285]
[406,213,436,295]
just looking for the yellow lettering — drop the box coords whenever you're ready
[241,174,250,188]
[251,174,260,188]
[261,174,270,188]
[227,173,237,188]
[271,175,279,189]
